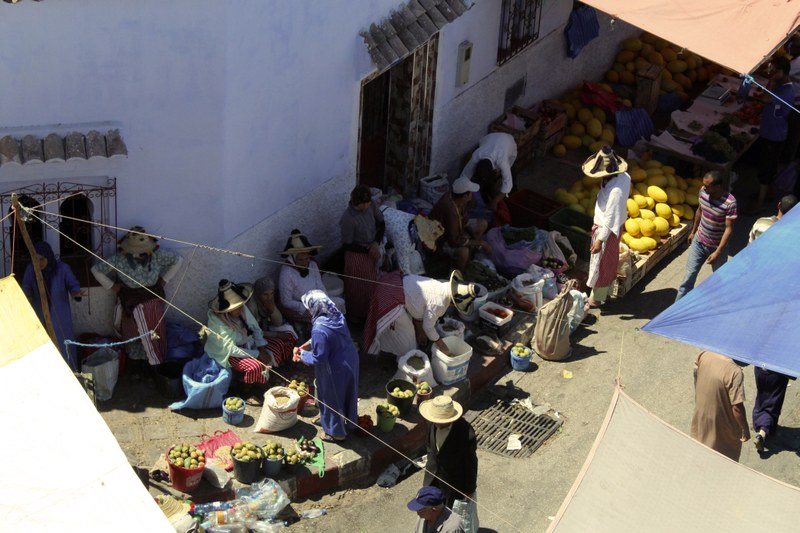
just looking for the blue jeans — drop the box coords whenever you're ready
[675,239,727,301]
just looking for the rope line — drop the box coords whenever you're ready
[741,73,800,115]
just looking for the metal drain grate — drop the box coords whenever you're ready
[471,401,562,458]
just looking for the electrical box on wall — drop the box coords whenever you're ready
[455,41,472,87]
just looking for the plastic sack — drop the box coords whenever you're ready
[486,227,543,278]
[550,231,577,266]
[203,457,233,488]
[533,279,576,361]
[166,322,203,361]
[235,478,291,520]
[168,353,231,411]
[393,349,438,388]
[542,271,558,300]
[510,273,538,312]
[566,290,588,333]
[615,107,655,147]
[254,386,300,433]
[435,317,465,340]
[617,243,632,278]
[81,347,120,401]
[419,174,449,205]
[196,429,242,471]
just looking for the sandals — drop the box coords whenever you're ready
[319,433,346,443]
[310,416,322,427]
[588,299,604,309]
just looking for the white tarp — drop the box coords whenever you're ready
[582,0,800,73]
[548,388,800,533]
[0,276,172,532]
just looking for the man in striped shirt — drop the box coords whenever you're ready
[675,171,737,301]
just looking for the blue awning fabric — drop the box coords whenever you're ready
[642,207,800,378]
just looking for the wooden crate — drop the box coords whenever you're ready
[611,222,690,299]
[489,106,542,147]
[635,64,664,116]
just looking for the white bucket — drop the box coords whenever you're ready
[431,336,473,385]
[322,273,344,298]
[457,283,488,323]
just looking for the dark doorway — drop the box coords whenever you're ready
[10,194,43,278]
[59,194,95,286]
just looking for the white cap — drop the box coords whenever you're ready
[452,176,480,194]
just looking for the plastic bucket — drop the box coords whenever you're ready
[154,361,186,399]
[376,411,397,433]
[167,447,205,492]
[233,456,263,485]
[386,379,416,417]
[222,397,245,425]
[263,457,283,478]
[431,337,473,386]
[416,390,432,405]
[510,353,532,371]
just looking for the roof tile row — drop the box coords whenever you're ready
[0,129,127,167]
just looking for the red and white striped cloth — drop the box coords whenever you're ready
[264,335,295,366]
[344,250,378,321]
[362,270,406,355]
[121,299,166,365]
[228,356,268,384]
[587,224,621,289]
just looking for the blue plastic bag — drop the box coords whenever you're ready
[614,108,655,147]
[166,322,203,361]
[169,353,231,411]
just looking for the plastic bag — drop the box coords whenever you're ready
[235,478,291,519]
[203,457,233,488]
[542,272,558,300]
[566,290,588,333]
[510,273,538,312]
[81,347,120,401]
[486,227,543,278]
[435,317,465,340]
[551,231,577,266]
[617,243,632,278]
[196,430,242,471]
[168,353,231,411]
[254,386,300,433]
[394,349,438,388]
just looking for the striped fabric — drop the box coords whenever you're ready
[124,299,166,365]
[229,356,268,384]
[587,225,621,289]
[344,250,378,321]
[264,335,295,366]
[362,270,406,355]
[696,189,737,247]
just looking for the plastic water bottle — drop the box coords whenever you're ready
[300,508,327,519]
[207,525,248,533]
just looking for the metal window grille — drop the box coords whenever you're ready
[1,178,117,286]
[497,0,543,65]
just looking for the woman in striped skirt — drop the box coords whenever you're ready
[340,185,385,321]
[205,279,273,387]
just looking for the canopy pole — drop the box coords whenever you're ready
[12,194,57,344]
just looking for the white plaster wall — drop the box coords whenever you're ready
[430,0,641,177]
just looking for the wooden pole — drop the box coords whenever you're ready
[12,193,58,344]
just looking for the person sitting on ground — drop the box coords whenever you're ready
[407,485,466,533]
[362,270,476,357]
[91,226,183,367]
[246,276,298,366]
[292,290,359,443]
[459,131,518,195]
[277,229,345,326]
[429,177,491,272]
[340,184,385,322]
[582,146,631,308]
[22,241,85,371]
[205,279,273,397]
[748,194,797,452]
[675,171,736,301]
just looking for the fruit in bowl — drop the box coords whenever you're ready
[263,440,285,461]
[511,342,532,358]
[168,443,205,469]
[232,441,263,462]
[224,397,244,411]
[377,403,400,417]
[416,381,432,394]
[390,386,415,399]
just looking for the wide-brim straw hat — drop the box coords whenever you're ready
[118,226,158,256]
[280,229,322,256]
[449,269,477,315]
[419,395,463,425]
[413,215,445,251]
[208,279,253,313]
[154,495,192,521]
[581,145,628,179]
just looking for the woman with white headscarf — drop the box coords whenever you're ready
[292,290,359,442]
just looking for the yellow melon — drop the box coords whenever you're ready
[600,129,615,144]
[645,197,655,209]
[675,176,688,190]
[635,182,649,196]
[586,118,603,138]
[554,189,578,205]
[630,168,648,182]
[581,175,596,188]
[661,79,680,92]
[639,219,656,237]
[616,50,636,64]
[570,122,586,136]
[569,203,586,214]
[667,59,687,73]
[633,194,648,208]
[563,102,576,119]
[649,51,665,66]
[647,185,668,203]
[661,48,678,63]
[670,213,681,227]
[646,175,668,188]
[670,204,683,218]
[627,198,640,217]
[552,144,567,157]
[653,216,670,235]
[643,160,663,169]
[562,135,582,150]
[665,174,678,188]
[641,32,658,45]
[639,209,656,221]
[613,62,626,72]
[654,203,672,218]
[606,70,620,84]
[619,70,635,85]
[621,232,634,246]
[629,238,648,252]
[591,107,606,124]
[684,188,700,206]
[661,165,676,175]
[634,56,651,70]
[625,218,642,237]
[646,167,664,177]
[589,140,605,154]
[581,134,594,147]
[622,37,643,52]
[666,187,684,204]
[673,73,692,90]
[577,108,594,124]
[681,205,695,220]
[640,236,658,251]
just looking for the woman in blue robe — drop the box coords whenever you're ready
[22,242,84,370]
[293,289,359,442]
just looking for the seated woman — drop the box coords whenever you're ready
[246,276,297,366]
[278,229,345,325]
[205,279,273,390]
[362,270,477,357]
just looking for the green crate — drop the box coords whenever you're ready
[549,207,593,260]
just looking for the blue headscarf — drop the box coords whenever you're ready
[301,289,344,329]
[33,241,57,285]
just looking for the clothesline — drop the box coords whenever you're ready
[19,208,523,532]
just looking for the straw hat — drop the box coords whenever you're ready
[118,226,158,256]
[449,269,477,315]
[154,495,192,520]
[208,279,253,313]
[413,214,445,251]
[280,229,322,256]
[419,395,463,425]
[581,145,628,179]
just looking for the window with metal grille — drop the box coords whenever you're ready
[497,0,543,65]
[2,178,117,286]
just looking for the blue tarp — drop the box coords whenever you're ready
[642,207,800,378]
